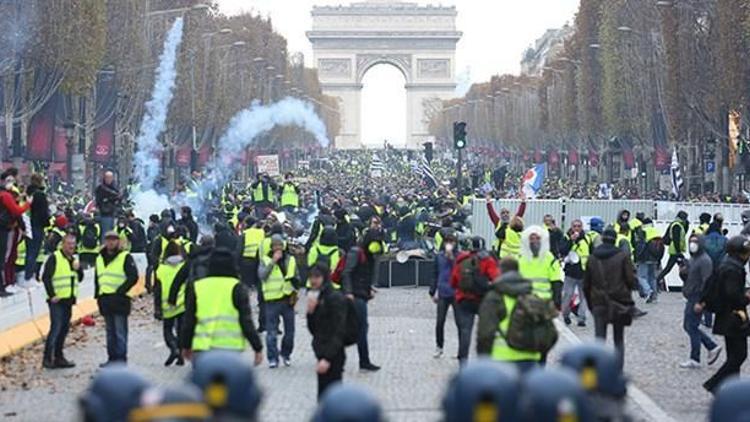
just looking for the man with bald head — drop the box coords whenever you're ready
[95,170,121,240]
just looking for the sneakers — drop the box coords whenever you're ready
[282,357,292,367]
[577,321,587,327]
[632,308,648,318]
[269,360,278,369]
[360,362,381,372]
[707,346,723,366]
[433,347,444,359]
[679,359,701,369]
[55,357,76,369]
[645,292,658,304]
[563,316,571,325]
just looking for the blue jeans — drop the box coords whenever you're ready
[354,298,372,366]
[265,300,295,363]
[44,302,72,360]
[684,299,717,362]
[100,216,115,242]
[104,313,129,362]
[637,262,657,298]
[24,225,44,280]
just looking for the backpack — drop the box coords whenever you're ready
[662,225,672,246]
[632,228,647,262]
[331,248,366,285]
[646,238,665,262]
[316,246,339,271]
[457,254,490,296]
[81,224,98,249]
[343,299,360,346]
[505,294,559,353]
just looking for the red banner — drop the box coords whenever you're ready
[568,148,579,165]
[175,145,192,168]
[27,96,56,161]
[623,149,636,170]
[588,148,599,167]
[654,145,669,170]
[53,126,68,163]
[91,115,115,163]
[548,149,560,166]
[197,143,213,167]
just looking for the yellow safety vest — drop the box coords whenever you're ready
[567,233,592,269]
[518,252,561,300]
[117,226,133,251]
[492,295,542,362]
[160,237,192,261]
[192,276,244,351]
[95,251,129,295]
[692,223,709,237]
[242,228,265,259]
[280,183,299,208]
[15,237,26,266]
[499,228,522,259]
[668,221,686,255]
[49,251,78,299]
[261,255,297,301]
[253,183,275,203]
[156,261,186,319]
[307,244,341,290]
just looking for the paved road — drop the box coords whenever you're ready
[0,287,740,421]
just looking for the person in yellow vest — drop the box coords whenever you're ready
[180,248,263,366]
[477,260,541,373]
[518,225,562,308]
[657,210,689,287]
[154,240,186,367]
[499,217,524,259]
[116,217,134,251]
[279,172,300,213]
[77,215,100,269]
[307,228,341,288]
[41,233,83,369]
[692,213,711,237]
[240,216,267,331]
[95,231,139,366]
[251,173,277,218]
[559,219,591,327]
[258,234,298,368]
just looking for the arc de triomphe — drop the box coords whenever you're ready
[307,1,462,149]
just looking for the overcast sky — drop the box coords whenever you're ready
[216,0,579,145]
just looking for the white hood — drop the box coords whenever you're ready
[520,225,549,260]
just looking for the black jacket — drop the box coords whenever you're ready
[341,246,375,300]
[712,255,750,337]
[95,182,120,217]
[95,248,139,315]
[27,185,50,228]
[168,244,213,305]
[307,282,348,361]
[179,217,199,243]
[179,276,263,352]
[42,252,85,305]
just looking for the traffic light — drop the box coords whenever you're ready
[423,142,433,163]
[453,121,467,150]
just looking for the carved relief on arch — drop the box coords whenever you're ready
[356,53,412,83]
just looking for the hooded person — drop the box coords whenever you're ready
[583,227,637,370]
[693,213,712,236]
[677,234,721,369]
[518,225,562,309]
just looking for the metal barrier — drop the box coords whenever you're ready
[565,199,654,228]
[655,201,746,225]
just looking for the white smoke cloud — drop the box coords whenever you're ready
[133,17,184,191]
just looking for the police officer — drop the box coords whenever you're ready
[709,378,750,422]
[520,367,594,422]
[180,248,263,365]
[443,359,520,422]
[258,234,298,368]
[41,233,83,369]
[79,366,151,422]
[96,231,139,366]
[189,351,263,420]
[560,343,629,421]
[313,384,384,422]
[279,172,300,213]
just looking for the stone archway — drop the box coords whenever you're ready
[307,1,462,149]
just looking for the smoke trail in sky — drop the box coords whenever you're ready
[200,97,329,196]
[133,17,184,191]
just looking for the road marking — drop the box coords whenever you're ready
[554,320,677,422]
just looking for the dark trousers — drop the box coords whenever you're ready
[240,258,259,289]
[317,350,345,400]
[24,225,44,280]
[594,316,625,370]
[104,313,129,362]
[265,300,295,363]
[455,300,479,363]
[145,264,154,292]
[100,216,114,242]
[0,226,9,288]
[683,299,717,362]
[705,335,748,393]
[657,253,683,282]
[435,297,458,349]
[354,298,372,366]
[44,301,72,360]
[163,314,183,354]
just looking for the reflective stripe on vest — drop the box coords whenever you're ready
[242,228,264,259]
[261,256,297,301]
[491,295,542,362]
[518,252,560,300]
[156,261,186,319]
[95,252,129,295]
[50,251,77,299]
[499,229,521,258]
[192,276,244,351]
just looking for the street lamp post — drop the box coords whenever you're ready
[64,123,76,186]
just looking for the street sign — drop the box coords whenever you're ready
[256,154,280,176]
[705,161,716,173]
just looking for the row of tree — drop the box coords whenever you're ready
[0,0,340,184]
[429,0,750,193]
